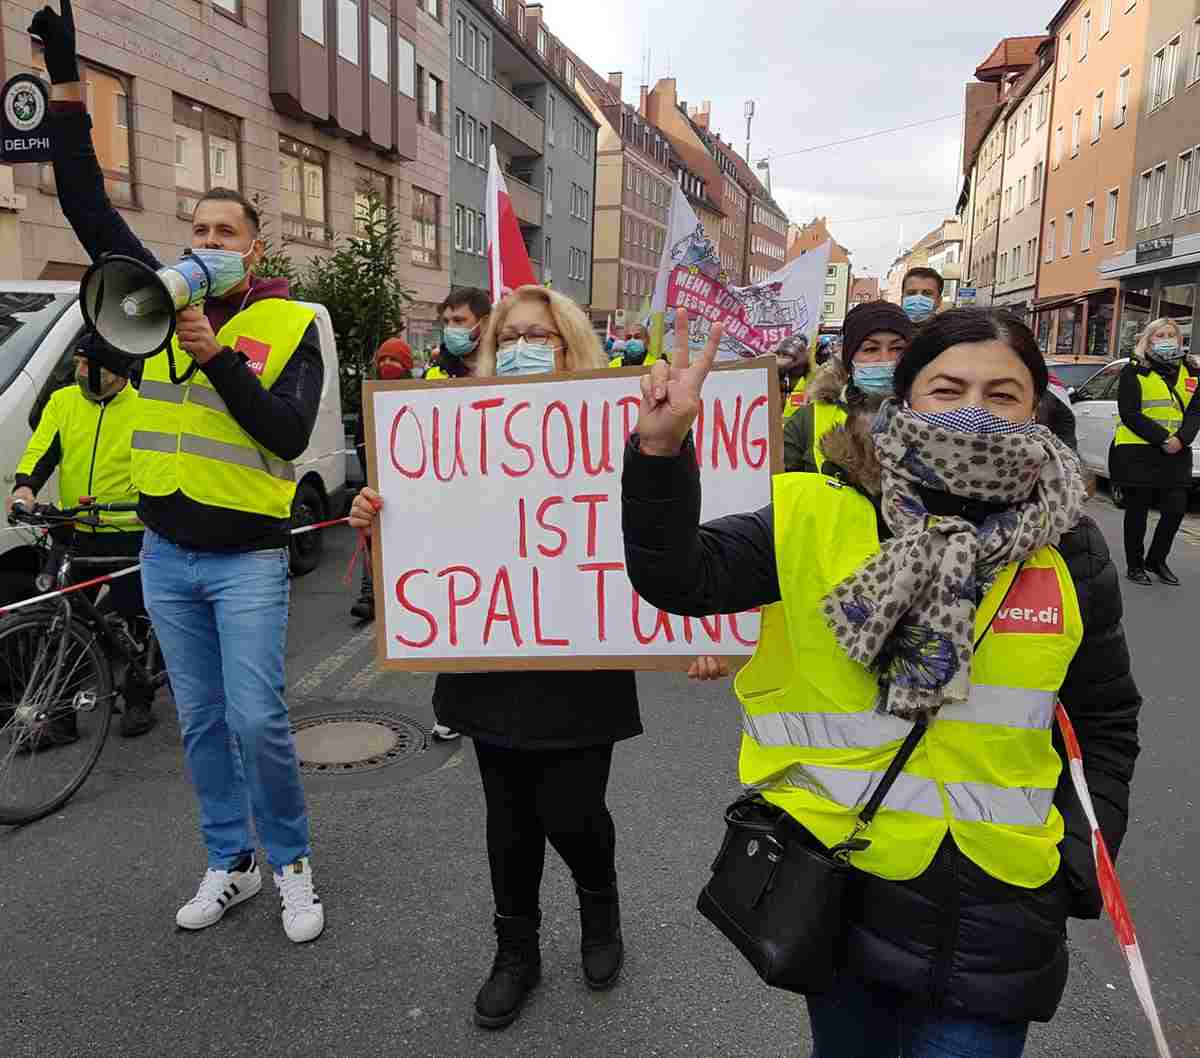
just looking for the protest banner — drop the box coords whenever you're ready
[363,362,780,671]
[651,183,831,361]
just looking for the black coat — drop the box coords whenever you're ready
[621,435,1141,1024]
[1109,361,1200,488]
[433,670,642,751]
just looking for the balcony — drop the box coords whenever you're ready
[505,171,544,227]
[493,83,544,158]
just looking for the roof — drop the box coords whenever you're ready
[974,36,1048,81]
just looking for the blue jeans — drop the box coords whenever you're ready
[807,976,1030,1058]
[141,529,310,871]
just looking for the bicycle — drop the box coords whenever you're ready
[0,500,169,825]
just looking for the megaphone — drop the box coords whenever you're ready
[79,250,243,359]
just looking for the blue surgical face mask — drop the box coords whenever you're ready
[497,338,558,376]
[443,325,480,357]
[625,339,646,356]
[852,361,897,396]
[910,404,1036,435]
[902,293,936,323]
[1150,338,1183,362]
[188,246,253,297]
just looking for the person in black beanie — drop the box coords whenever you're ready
[784,300,913,473]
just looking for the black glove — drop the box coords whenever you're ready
[29,1,79,85]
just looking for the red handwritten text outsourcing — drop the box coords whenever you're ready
[392,562,758,651]
[388,393,769,481]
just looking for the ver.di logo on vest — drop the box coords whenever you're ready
[993,567,1064,635]
[234,335,272,377]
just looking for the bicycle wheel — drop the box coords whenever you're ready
[0,610,114,825]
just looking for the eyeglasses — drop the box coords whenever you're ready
[497,326,562,345]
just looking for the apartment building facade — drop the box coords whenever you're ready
[1035,0,1151,357]
[447,0,597,308]
[787,216,852,329]
[568,63,671,325]
[8,0,455,348]
[735,151,789,285]
[1098,0,1200,358]
[994,43,1056,318]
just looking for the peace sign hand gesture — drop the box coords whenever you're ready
[29,1,79,86]
[634,309,724,458]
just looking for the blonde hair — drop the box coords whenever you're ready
[476,285,606,376]
[1134,317,1182,362]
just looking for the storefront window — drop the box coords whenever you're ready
[1118,283,1153,359]
[1157,271,1196,357]
[1085,302,1113,356]
[1056,306,1080,355]
[1036,313,1052,353]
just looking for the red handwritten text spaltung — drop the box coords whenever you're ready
[390,564,759,653]
[386,394,769,483]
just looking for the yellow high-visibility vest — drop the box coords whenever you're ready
[1114,365,1192,446]
[131,299,315,521]
[810,400,848,469]
[782,377,808,419]
[424,365,449,380]
[735,473,1082,888]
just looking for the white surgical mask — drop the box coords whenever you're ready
[497,338,558,376]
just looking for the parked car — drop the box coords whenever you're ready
[0,282,347,602]
[1070,357,1200,506]
[1045,354,1110,395]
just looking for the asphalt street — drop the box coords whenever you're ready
[1,493,1197,1058]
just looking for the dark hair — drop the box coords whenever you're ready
[893,308,1048,401]
[439,287,492,320]
[193,188,261,234]
[902,267,945,297]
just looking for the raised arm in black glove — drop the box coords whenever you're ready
[28,1,79,85]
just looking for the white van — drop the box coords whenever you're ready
[0,281,347,603]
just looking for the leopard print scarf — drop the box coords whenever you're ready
[822,400,1087,718]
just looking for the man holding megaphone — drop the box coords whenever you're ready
[31,1,325,943]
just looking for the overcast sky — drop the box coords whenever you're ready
[550,0,1056,279]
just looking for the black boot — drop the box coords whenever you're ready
[577,882,623,990]
[119,669,157,738]
[474,913,541,1029]
[349,570,375,621]
[1147,559,1180,585]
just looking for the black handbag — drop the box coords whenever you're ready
[696,717,927,995]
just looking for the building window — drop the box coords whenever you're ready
[1046,219,1056,261]
[1101,0,1113,34]
[1114,67,1130,127]
[546,94,556,143]
[467,117,478,163]
[424,72,443,132]
[1186,150,1200,214]
[537,25,548,57]
[213,0,240,13]
[1137,169,1152,228]
[1082,200,1094,251]
[1080,11,1090,58]
[369,17,389,82]
[338,0,359,64]
[999,253,1008,283]
[1053,125,1064,168]
[454,110,464,156]
[454,14,465,61]
[1027,238,1037,274]
[466,24,477,72]
[1071,109,1082,155]
[478,212,486,256]
[1032,161,1044,201]
[477,123,488,167]
[478,34,489,80]
[424,0,441,20]
[1036,86,1048,126]
[1152,162,1167,223]
[391,38,414,96]
[173,96,240,219]
[1192,17,1200,85]
[1176,150,1194,217]
[454,204,464,250]
[1060,33,1071,79]
[1150,38,1180,110]
[463,207,476,253]
[354,166,391,235]
[1105,188,1120,242]
[279,136,328,243]
[301,0,324,42]
[1063,210,1074,256]
[411,187,440,266]
[544,237,551,279]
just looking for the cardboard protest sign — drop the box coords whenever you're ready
[364,362,780,671]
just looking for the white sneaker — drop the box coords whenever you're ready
[274,857,325,943]
[176,858,262,930]
[431,723,460,741]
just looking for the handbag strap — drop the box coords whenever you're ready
[856,715,927,828]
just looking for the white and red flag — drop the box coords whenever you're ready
[486,145,537,305]
[1056,702,1173,1057]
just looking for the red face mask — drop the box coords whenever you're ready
[377,360,410,380]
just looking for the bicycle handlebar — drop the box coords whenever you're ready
[8,499,139,528]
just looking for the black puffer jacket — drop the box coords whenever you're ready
[621,417,1141,1024]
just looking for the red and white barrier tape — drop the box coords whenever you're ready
[1056,702,1172,1057]
[0,517,352,616]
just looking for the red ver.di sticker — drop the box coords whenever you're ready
[992,567,1063,634]
[235,335,272,376]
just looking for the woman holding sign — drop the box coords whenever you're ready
[351,286,639,1030]
[622,308,1141,1056]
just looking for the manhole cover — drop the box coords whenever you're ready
[291,710,427,775]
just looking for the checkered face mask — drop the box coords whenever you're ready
[909,404,1035,435]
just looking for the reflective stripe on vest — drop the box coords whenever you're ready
[810,401,847,470]
[1114,365,1191,446]
[734,473,1082,888]
[130,299,314,520]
